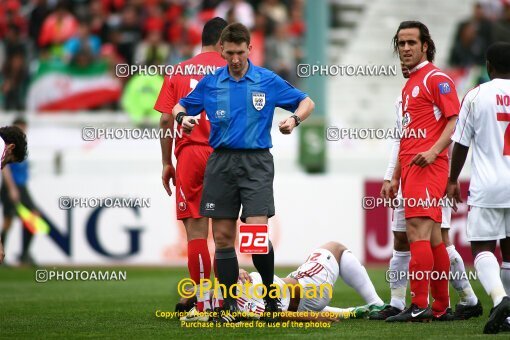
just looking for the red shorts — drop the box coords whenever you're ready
[175,144,213,220]
[400,155,448,223]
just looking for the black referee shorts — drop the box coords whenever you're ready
[0,184,37,217]
[200,148,275,221]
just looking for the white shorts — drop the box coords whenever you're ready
[391,206,451,232]
[466,206,510,241]
[288,248,339,312]
[237,273,290,316]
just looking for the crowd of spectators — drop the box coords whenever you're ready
[0,0,306,111]
[449,0,510,68]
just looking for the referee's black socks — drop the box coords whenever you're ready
[252,240,275,301]
[215,247,239,306]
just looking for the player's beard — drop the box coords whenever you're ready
[403,50,426,70]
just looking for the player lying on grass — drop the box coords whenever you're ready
[178,241,387,322]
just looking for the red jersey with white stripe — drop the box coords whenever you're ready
[154,51,226,158]
[399,61,460,157]
[452,79,510,207]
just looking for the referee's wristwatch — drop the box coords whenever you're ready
[175,112,186,124]
[291,114,301,127]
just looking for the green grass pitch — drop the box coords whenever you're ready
[0,266,507,338]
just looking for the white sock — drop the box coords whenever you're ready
[212,281,224,308]
[339,250,384,306]
[389,250,410,310]
[198,290,211,310]
[501,261,510,295]
[322,306,342,313]
[475,251,507,307]
[446,245,478,306]
[502,262,510,324]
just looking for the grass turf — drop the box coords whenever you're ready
[0,266,507,338]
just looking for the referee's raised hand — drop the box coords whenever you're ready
[181,117,197,134]
[278,117,296,134]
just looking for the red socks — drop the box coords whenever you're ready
[409,240,433,308]
[187,239,211,311]
[409,240,451,313]
[431,243,450,315]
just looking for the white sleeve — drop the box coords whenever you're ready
[452,87,478,147]
[384,97,402,181]
[0,138,5,169]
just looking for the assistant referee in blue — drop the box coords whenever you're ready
[172,23,314,322]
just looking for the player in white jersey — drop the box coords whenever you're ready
[370,64,481,321]
[179,241,387,322]
[0,125,28,264]
[447,42,510,334]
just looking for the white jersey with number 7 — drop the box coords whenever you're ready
[452,78,510,207]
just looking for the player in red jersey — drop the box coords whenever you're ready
[155,17,228,317]
[369,64,481,321]
[386,21,459,322]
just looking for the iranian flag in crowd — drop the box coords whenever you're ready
[27,61,121,111]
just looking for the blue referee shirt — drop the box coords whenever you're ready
[179,60,308,149]
[9,160,29,186]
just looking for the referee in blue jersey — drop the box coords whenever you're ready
[172,23,314,322]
